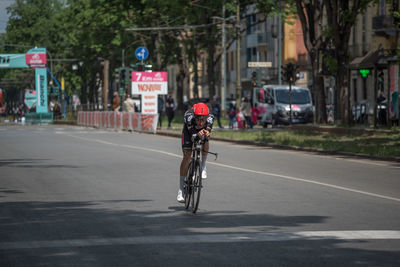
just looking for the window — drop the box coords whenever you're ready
[247,48,252,62]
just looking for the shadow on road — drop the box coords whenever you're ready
[0,158,81,169]
[0,200,399,266]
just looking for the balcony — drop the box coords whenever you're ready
[372,15,398,36]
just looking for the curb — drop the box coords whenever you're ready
[155,130,400,163]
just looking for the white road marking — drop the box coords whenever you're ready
[65,134,400,203]
[1,230,400,250]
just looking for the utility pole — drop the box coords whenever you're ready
[235,0,241,110]
[221,3,226,113]
[103,60,109,111]
[278,0,282,85]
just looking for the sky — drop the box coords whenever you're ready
[0,0,15,33]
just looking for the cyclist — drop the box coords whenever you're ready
[177,102,214,203]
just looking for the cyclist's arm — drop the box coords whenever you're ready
[205,114,214,133]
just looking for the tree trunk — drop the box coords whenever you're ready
[310,51,327,123]
[335,47,350,125]
[315,75,327,123]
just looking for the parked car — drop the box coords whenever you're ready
[253,85,314,127]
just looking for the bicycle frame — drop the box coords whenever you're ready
[184,137,218,213]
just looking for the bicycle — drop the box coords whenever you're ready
[184,135,217,213]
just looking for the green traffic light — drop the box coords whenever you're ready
[359,69,370,78]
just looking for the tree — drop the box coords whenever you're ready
[323,0,373,124]
[295,0,327,123]
[294,0,375,124]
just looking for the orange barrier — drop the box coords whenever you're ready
[77,111,159,133]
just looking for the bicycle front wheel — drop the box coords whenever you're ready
[191,162,202,213]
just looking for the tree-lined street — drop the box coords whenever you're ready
[1,125,400,266]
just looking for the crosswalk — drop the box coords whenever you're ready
[1,230,400,250]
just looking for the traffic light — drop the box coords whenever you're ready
[281,65,288,82]
[131,63,152,72]
[120,67,126,91]
[287,63,294,83]
[137,63,144,71]
[127,68,132,83]
[251,71,257,87]
[283,63,299,84]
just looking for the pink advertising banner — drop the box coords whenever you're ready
[131,72,168,95]
[25,53,47,67]
[131,71,168,114]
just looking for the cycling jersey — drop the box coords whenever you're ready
[181,108,214,151]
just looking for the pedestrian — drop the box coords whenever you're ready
[123,94,135,113]
[228,103,236,129]
[377,91,386,125]
[165,92,175,129]
[211,95,223,128]
[158,95,165,129]
[12,104,18,122]
[53,101,61,119]
[112,92,120,112]
[240,97,252,129]
[251,103,259,126]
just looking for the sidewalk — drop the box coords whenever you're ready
[155,125,400,163]
[4,120,397,163]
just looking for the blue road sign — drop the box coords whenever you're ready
[135,47,149,61]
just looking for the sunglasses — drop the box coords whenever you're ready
[195,116,206,122]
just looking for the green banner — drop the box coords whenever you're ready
[0,54,29,68]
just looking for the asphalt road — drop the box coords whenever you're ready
[1,124,400,266]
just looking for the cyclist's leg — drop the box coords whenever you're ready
[180,126,193,177]
[201,141,209,178]
[180,151,191,177]
[178,127,192,202]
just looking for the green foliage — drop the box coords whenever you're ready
[1,0,278,105]
[324,54,338,76]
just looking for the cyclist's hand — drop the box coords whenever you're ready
[197,130,205,139]
[203,129,211,139]
[198,129,210,139]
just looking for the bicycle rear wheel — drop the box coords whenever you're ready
[191,162,202,213]
[184,162,193,209]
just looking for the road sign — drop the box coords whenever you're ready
[248,62,272,68]
[135,47,149,61]
[131,71,168,115]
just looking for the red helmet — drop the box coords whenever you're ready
[193,102,209,116]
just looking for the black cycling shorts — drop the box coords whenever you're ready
[181,126,208,152]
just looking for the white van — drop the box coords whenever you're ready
[253,85,314,127]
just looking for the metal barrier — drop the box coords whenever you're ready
[77,111,158,133]
[25,112,53,124]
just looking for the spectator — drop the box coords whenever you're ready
[112,92,120,112]
[165,92,175,129]
[240,97,252,129]
[53,101,61,119]
[123,94,135,113]
[377,91,386,125]
[211,95,223,128]
[228,103,236,129]
[12,104,19,122]
[251,103,259,126]
[158,95,165,129]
